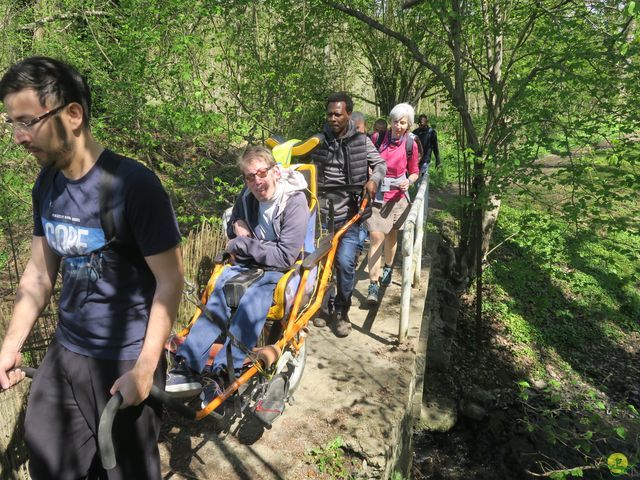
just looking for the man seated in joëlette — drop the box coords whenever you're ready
[166,146,309,400]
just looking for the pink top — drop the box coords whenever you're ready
[371,132,420,201]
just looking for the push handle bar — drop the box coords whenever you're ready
[265,136,320,157]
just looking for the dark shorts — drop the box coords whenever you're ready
[24,341,166,480]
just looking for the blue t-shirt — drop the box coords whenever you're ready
[33,149,181,360]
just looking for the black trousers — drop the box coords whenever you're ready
[24,341,166,480]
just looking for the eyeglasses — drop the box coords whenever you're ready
[3,103,68,135]
[243,165,275,182]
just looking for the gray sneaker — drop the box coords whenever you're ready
[367,282,380,305]
[334,312,352,338]
[165,361,202,396]
[380,265,393,286]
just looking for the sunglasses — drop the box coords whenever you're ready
[243,165,275,182]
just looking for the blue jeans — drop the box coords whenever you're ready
[177,265,283,373]
[332,222,360,314]
[357,224,369,254]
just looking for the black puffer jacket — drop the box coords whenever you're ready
[309,121,386,223]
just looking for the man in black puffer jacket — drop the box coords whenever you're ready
[309,92,386,337]
[412,114,441,171]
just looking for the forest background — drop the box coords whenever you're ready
[0,0,638,479]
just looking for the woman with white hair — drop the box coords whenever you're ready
[366,103,420,305]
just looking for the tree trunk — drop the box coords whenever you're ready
[481,195,501,261]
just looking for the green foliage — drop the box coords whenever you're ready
[390,472,409,480]
[517,380,638,479]
[334,0,439,113]
[307,436,355,479]
[0,145,38,278]
[475,148,640,478]
[0,0,354,238]
[208,0,345,138]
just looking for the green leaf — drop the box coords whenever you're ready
[614,427,626,439]
[621,42,630,56]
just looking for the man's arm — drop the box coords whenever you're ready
[110,246,183,407]
[0,236,60,390]
[364,136,387,199]
[432,129,440,164]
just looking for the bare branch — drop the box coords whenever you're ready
[319,0,448,86]
[18,11,110,31]
[82,12,113,67]
[525,464,602,477]
[350,93,379,108]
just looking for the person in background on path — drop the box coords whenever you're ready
[366,103,420,305]
[412,114,440,172]
[0,56,184,479]
[371,118,389,148]
[166,146,309,401]
[309,92,386,337]
[352,111,366,134]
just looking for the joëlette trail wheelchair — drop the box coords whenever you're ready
[20,136,371,470]
[161,136,370,427]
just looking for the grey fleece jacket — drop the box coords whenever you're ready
[225,168,310,270]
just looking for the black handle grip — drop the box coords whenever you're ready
[98,385,197,470]
[98,392,123,470]
[22,366,37,379]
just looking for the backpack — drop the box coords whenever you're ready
[374,131,423,163]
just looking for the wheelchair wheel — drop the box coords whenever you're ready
[275,334,307,394]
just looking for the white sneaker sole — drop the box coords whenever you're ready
[165,382,203,397]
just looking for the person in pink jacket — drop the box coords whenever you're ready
[366,103,420,304]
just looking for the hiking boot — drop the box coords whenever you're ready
[313,316,327,328]
[334,311,352,338]
[165,361,202,396]
[367,282,380,305]
[253,374,288,427]
[380,265,393,287]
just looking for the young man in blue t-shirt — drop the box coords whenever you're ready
[0,57,184,479]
